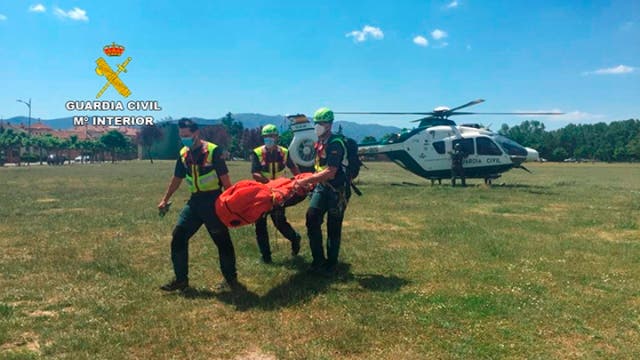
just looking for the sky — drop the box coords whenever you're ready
[0,0,638,130]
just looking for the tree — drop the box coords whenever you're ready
[279,130,293,148]
[200,125,232,151]
[625,133,640,162]
[137,124,163,163]
[220,112,244,158]
[77,139,95,162]
[240,127,263,159]
[0,129,21,166]
[551,147,568,161]
[100,130,130,163]
[20,133,36,165]
[361,136,378,145]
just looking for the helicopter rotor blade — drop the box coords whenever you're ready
[410,116,435,123]
[446,111,565,116]
[335,111,435,115]
[448,99,485,113]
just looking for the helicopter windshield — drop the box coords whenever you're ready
[494,135,527,157]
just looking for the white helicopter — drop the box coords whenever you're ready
[287,100,562,184]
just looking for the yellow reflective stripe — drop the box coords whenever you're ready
[180,142,220,193]
[256,146,286,179]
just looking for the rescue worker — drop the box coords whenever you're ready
[158,118,239,292]
[450,142,468,187]
[296,108,350,276]
[251,124,302,264]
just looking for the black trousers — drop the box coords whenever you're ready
[306,184,349,268]
[451,165,466,186]
[171,192,236,282]
[255,206,299,258]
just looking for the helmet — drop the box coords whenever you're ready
[313,107,334,123]
[261,124,278,136]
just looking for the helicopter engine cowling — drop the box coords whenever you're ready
[288,119,318,168]
[525,147,540,162]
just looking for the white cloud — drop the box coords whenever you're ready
[0,14,6,21]
[446,1,459,9]
[413,35,428,47]
[583,65,634,75]
[346,25,384,43]
[29,4,46,13]
[54,7,89,22]
[431,29,448,40]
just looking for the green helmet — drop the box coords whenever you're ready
[261,124,278,136]
[313,107,334,123]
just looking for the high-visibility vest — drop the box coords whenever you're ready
[314,135,346,173]
[179,141,220,193]
[253,145,289,180]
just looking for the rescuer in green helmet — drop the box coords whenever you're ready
[296,107,351,276]
[251,124,302,263]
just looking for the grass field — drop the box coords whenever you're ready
[1,161,639,359]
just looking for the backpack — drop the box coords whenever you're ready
[330,135,364,195]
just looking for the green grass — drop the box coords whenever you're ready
[1,161,640,359]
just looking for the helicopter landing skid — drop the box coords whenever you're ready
[484,174,501,185]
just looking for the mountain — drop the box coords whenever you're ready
[4,116,75,130]
[4,113,402,143]
[158,114,402,142]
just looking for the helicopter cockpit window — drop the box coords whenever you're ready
[494,135,528,157]
[476,137,503,156]
[432,141,445,154]
[452,138,475,155]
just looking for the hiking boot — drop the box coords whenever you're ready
[306,261,325,275]
[322,263,337,278]
[214,278,242,292]
[160,279,189,292]
[291,234,301,256]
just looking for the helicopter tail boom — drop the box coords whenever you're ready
[357,142,406,156]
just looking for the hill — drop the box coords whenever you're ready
[166,114,403,143]
[4,114,401,142]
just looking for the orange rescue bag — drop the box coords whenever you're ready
[215,173,313,228]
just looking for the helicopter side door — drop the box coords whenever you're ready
[421,127,457,172]
[452,138,478,170]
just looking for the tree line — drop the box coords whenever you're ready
[0,126,137,166]
[499,119,640,162]
[144,113,290,161]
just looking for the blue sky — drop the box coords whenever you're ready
[0,0,638,130]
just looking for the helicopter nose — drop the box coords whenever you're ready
[525,147,540,162]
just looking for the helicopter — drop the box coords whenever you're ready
[287,100,562,184]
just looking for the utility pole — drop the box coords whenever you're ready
[16,98,32,136]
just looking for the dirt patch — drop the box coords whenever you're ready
[0,332,41,355]
[28,310,58,318]
[546,203,569,212]
[574,228,639,243]
[1,248,33,262]
[40,207,88,214]
[36,198,58,203]
[235,349,276,360]
[553,333,588,358]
